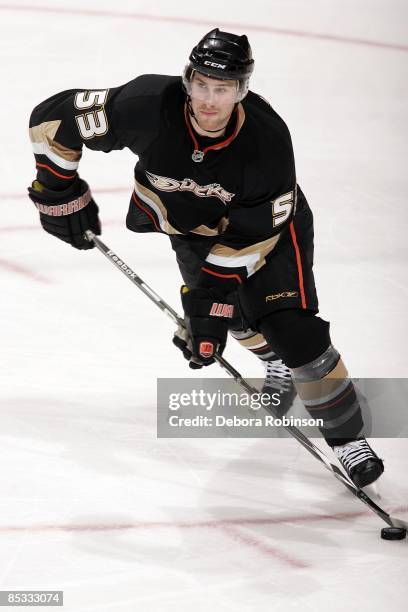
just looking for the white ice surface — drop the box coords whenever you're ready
[0,1,407,611]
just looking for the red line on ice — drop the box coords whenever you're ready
[2,506,406,565]
[0,506,405,569]
[1,187,129,201]
[0,258,53,284]
[0,219,121,234]
[220,524,309,568]
[1,505,406,533]
[0,4,407,52]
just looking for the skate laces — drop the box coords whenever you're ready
[264,359,293,392]
[333,438,375,471]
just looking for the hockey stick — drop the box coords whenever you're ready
[84,230,407,531]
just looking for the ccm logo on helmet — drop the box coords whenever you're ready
[203,60,226,69]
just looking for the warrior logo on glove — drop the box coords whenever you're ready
[199,341,215,358]
[173,285,235,369]
[209,303,234,318]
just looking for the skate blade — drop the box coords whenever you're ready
[364,480,382,499]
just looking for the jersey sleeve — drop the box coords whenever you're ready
[197,128,297,294]
[28,74,169,190]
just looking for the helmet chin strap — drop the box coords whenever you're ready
[187,97,235,134]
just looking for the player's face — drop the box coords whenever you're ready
[190,73,237,131]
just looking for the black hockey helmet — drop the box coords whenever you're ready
[182,28,254,102]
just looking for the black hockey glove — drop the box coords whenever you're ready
[173,286,234,369]
[28,178,101,249]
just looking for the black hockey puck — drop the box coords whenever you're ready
[381,527,407,540]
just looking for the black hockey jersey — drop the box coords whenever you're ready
[29,74,298,292]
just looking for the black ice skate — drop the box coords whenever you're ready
[333,438,384,488]
[262,358,296,417]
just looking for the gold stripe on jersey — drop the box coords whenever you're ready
[207,233,281,276]
[236,103,246,135]
[135,180,182,235]
[29,120,82,163]
[190,217,229,237]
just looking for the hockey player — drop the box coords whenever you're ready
[28,29,384,487]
